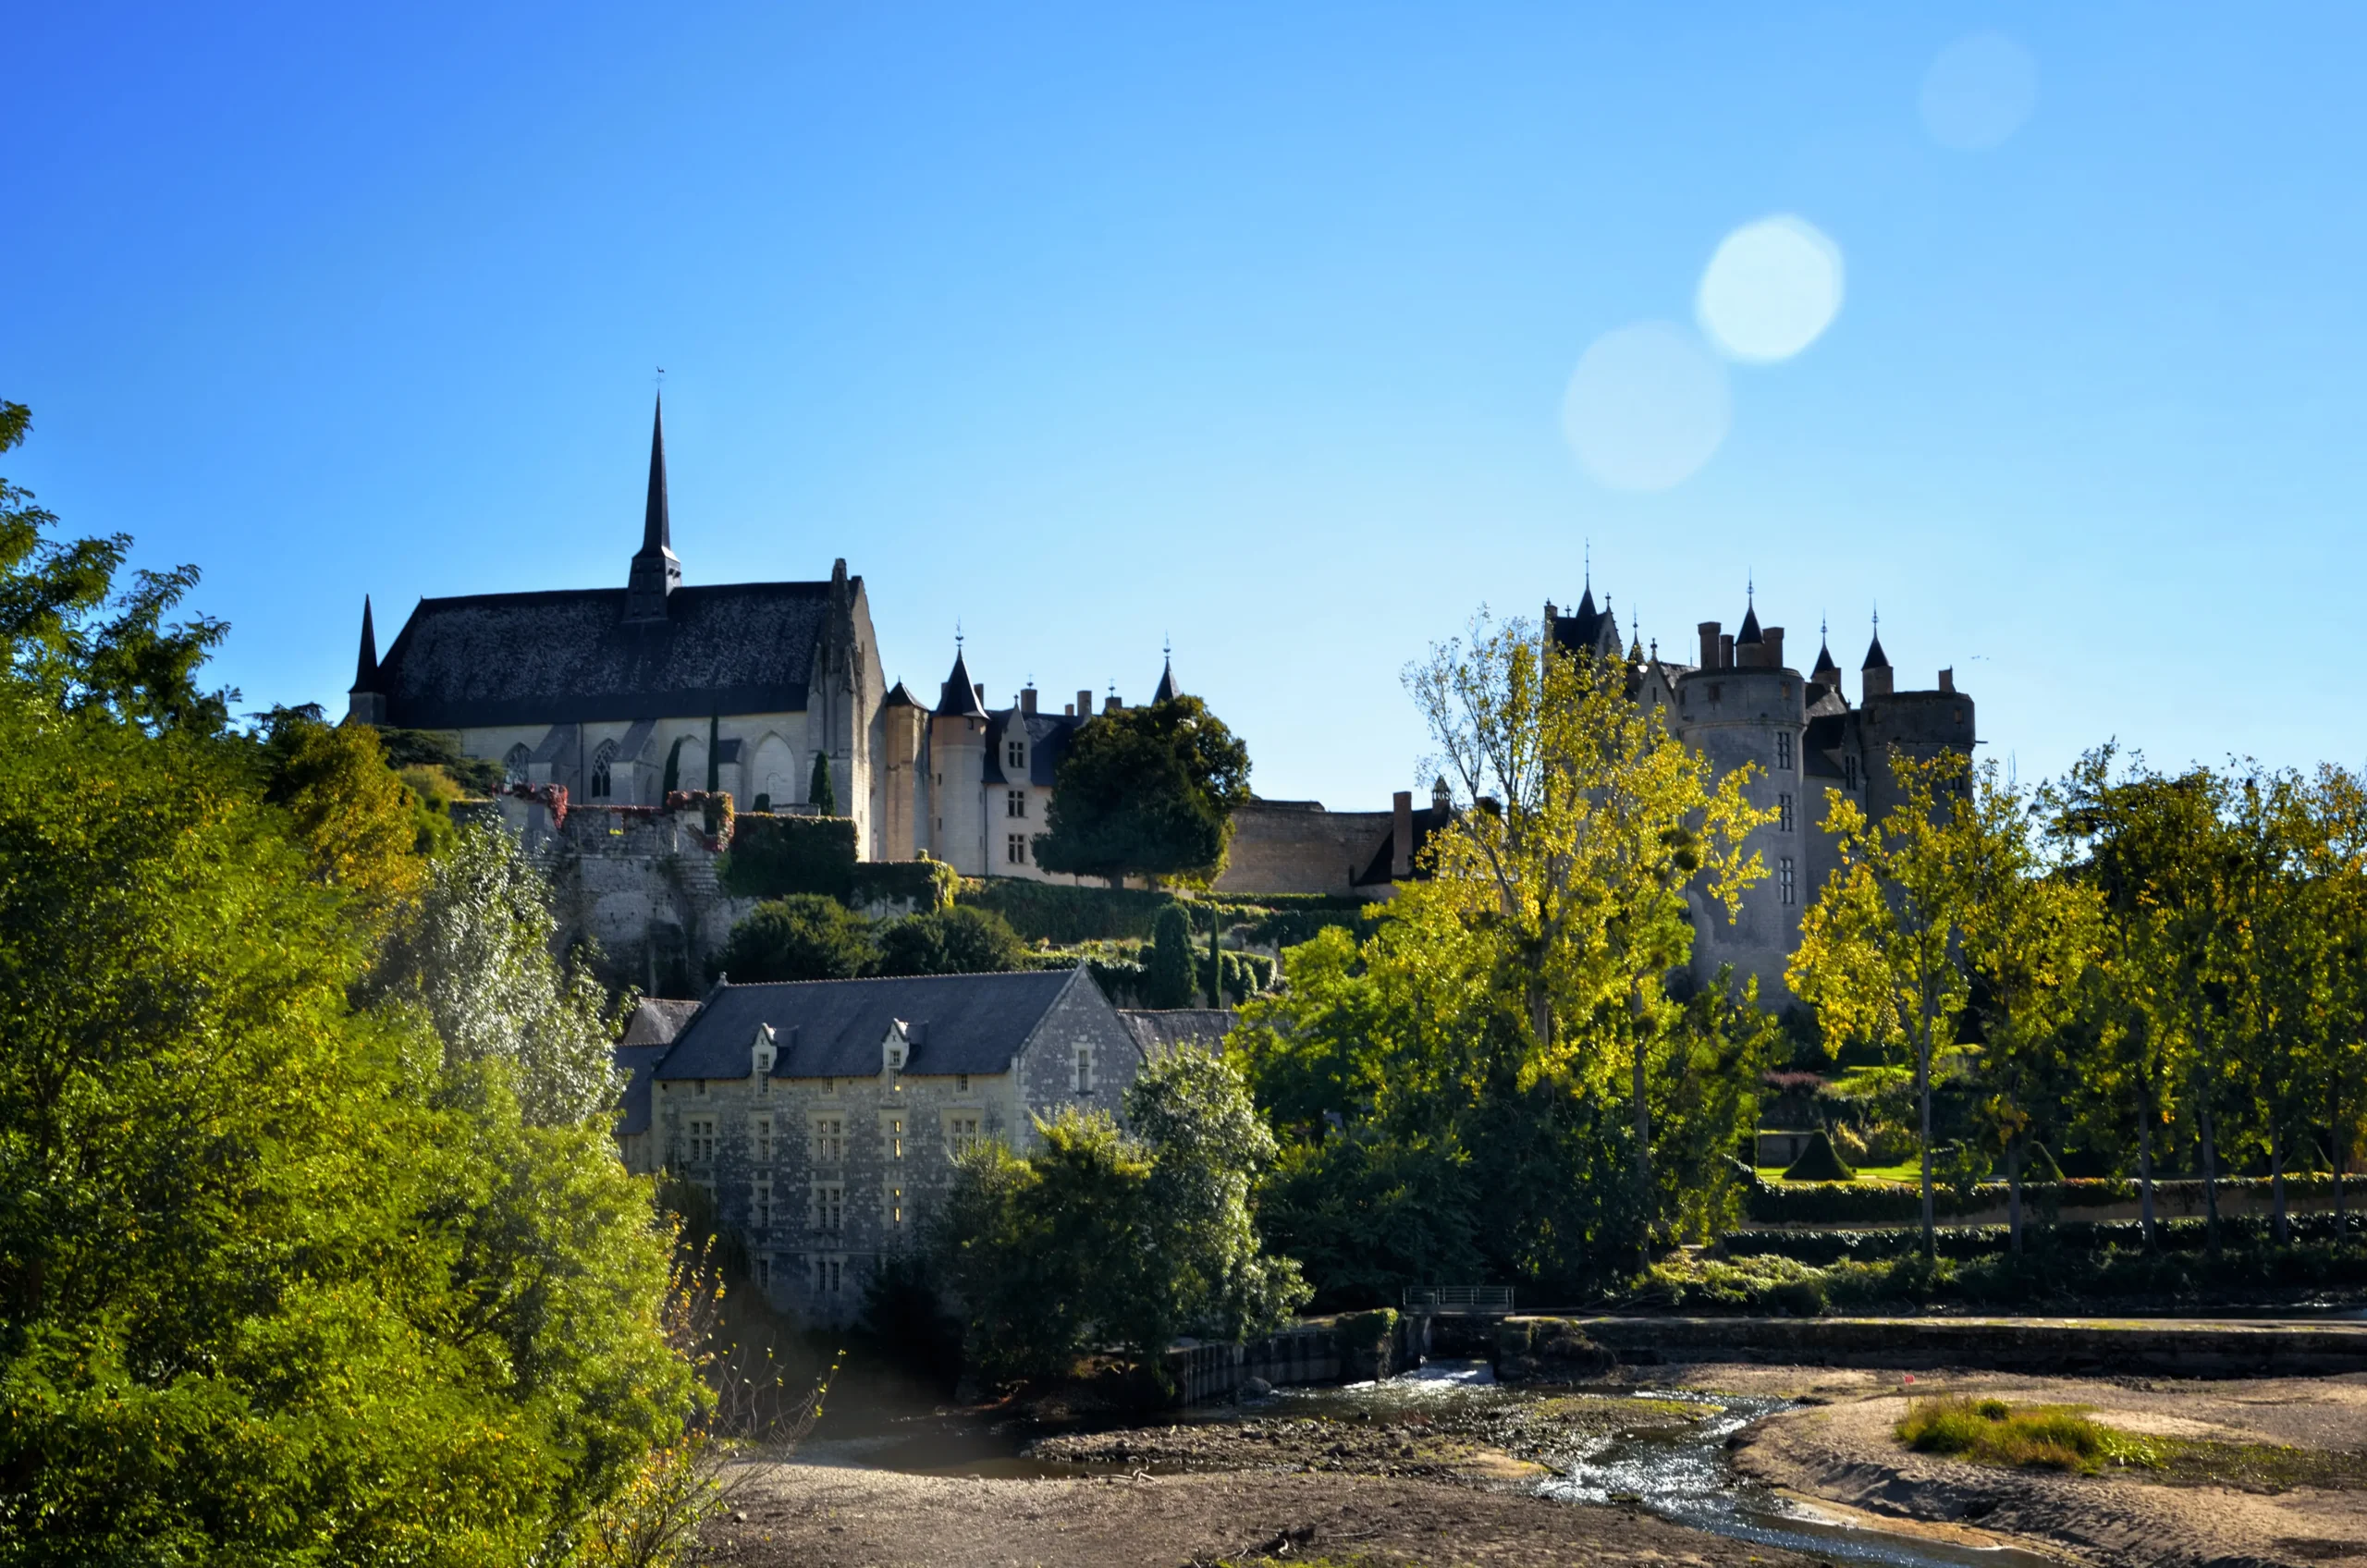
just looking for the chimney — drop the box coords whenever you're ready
[1720,634,1735,669]
[1765,627,1785,669]
[1021,686,1037,715]
[1938,668,1955,692]
[1698,621,1721,668]
[1392,790,1414,880]
[1104,694,1123,714]
[973,682,985,701]
[1077,690,1094,718]
[1063,703,1074,717]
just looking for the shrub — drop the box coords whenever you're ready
[708,894,876,982]
[1143,904,1198,1009]
[850,858,958,915]
[720,813,857,900]
[1895,1396,2145,1474]
[875,906,1029,976]
[956,880,1180,942]
[1781,1130,1856,1183]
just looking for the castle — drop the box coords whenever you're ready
[1545,585,1976,1009]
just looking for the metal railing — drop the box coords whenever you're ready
[1401,1285,1515,1312]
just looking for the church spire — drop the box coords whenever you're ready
[350,594,379,693]
[1153,641,1179,704]
[625,395,683,623]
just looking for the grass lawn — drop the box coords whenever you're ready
[1756,1160,1923,1184]
[1896,1396,2148,1473]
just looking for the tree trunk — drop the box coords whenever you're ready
[2272,1117,2289,1247]
[1918,1014,1936,1265]
[2201,1099,2222,1259]
[2138,1104,2158,1254]
[2007,1139,2024,1256]
[1207,902,1220,1010]
[1633,1028,1652,1251]
[2336,1073,2350,1247]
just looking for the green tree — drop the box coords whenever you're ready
[256,704,431,920]
[1033,693,1249,887]
[710,893,877,983]
[934,1052,1306,1388]
[1143,902,1198,1008]
[1788,749,1978,1262]
[808,750,838,815]
[874,905,1027,976]
[363,821,629,1128]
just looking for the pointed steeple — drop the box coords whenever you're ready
[1153,642,1178,704]
[935,640,987,719]
[625,396,683,623]
[1861,608,1890,671]
[1811,615,1839,680]
[350,595,379,693]
[1736,579,1762,645]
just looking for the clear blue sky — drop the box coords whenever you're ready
[6,4,2363,803]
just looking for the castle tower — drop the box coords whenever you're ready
[1860,617,1893,699]
[879,681,925,862]
[927,643,990,875]
[624,397,682,624]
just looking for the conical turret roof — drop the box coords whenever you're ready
[935,646,988,718]
[1812,626,1839,678]
[350,595,379,693]
[1737,601,1763,644]
[1152,655,1178,704]
[1862,628,1890,671]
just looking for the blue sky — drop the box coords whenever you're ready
[6,4,2363,803]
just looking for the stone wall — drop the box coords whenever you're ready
[1212,800,1392,897]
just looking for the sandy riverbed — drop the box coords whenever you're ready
[1669,1364,2367,1568]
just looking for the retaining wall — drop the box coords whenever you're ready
[1574,1315,2367,1378]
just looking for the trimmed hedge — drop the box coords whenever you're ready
[958,880,1178,942]
[1780,1131,1856,1183]
[719,815,858,900]
[1743,1173,2367,1228]
[1727,1211,2367,1264]
[850,858,958,914]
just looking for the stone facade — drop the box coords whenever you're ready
[1548,589,1975,1010]
[644,968,1146,1325]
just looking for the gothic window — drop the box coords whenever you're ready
[589,740,617,800]
[1007,789,1026,818]
[503,744,532,786]
[1007,833,1027,864]
[1779,856,1797,906]
[1776,732,1794,770]
[1778,793,1795,832]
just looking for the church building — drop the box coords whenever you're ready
[346,399,893,855]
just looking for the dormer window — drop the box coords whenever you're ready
[751,1023,777,1084]
[1006,739,1026,771]
[883,1022,908,1076]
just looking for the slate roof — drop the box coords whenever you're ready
[613,998,704,1139]
[1354,804,1455,888]
[1863,629,1890,670]
[655,969,1085,1082]
[936,648,988,719]
[1121,1009,1235,1056]
[1547,587,1620,659]
[1804,713,1852,778]
[372,581,840,729]
[985,709,1083,787]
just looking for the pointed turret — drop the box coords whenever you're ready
[1860,614,1894,699]
[1152,653,1179,704]
[1811,619,1839,680]
[935,644,987,718]
[1737,602,1763,645]
[625,396,683,623]
[346,596,387,725]
[1861,627,1889,671]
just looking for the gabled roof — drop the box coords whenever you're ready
[883,680,922,709]
[372,581,840,729]
[984,708,1084,787]
[936,648,988,719]
[655,969,1088,1081]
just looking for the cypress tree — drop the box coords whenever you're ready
[705,712,720,793]
[1146,903,1196,1009]
[661,736,682,797]
[809,750,839,815]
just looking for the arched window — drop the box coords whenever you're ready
[504,744,532,786]
[589,740,617,800]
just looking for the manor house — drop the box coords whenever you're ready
[346,398,894,852]
[1545,586,1976,1009]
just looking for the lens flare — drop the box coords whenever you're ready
[1560,322,1732,493]
[1920,31,2037,151]
[1696,214,1845,364]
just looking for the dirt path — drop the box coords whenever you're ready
[705,1464,1814,1568]
[1682,1365,2367,1568]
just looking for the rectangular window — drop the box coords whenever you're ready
[946,1114,982,1157]
[694,1079,705,1096]
[813,1183,844,1234]
[1776,731,1793,770]
[812,1117,843,1165]
[754,1115,773,1163]
[754,1174,773,1231]
[1074,1047,1093,1094]
[1006,740,1025,770]
[883,1114,905,1161]
[1778,793,1795,832]
[1845,755,1858,790]
[885,1182,906,1227]
[757,1256,771,1289]
[813,1256,841,1295]
[1007,833,1027,864]
[1007,789,1026,818]
[1779,855,1797,906]
[687,1119,717,1164]
[956,1073,970,1094]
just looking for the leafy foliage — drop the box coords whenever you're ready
[807,749,837,816]
[1143,902,1198,1009]
[874,905,1029,976]
[1033,694,1249,887]
[710,893,878,983]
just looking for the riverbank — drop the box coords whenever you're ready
[1685,1363,2367,1568]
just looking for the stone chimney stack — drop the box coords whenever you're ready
[1765,627,1785,669]
[1698,622,1721,668]
[1077,690,1094,718]
[1021,686,1037,715]
[1938,668,1955,692]
[1720,633,1735,669]
[1392,790,1414,880]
